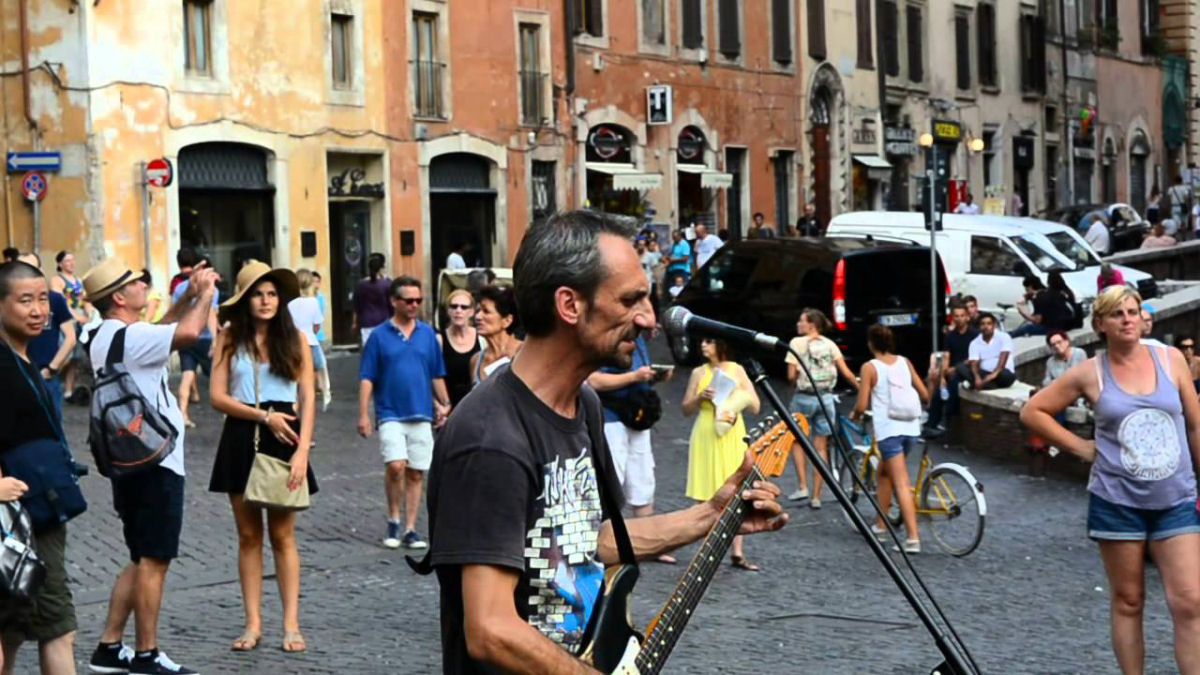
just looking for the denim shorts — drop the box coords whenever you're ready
[1086,493,1200,542]
[789,392,835,437]
[878,435,919,460]
[179,336,212,374]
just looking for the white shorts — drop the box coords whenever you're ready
[379,421,434,471]
[603,421,655,507]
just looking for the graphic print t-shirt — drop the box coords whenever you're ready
[426,367,622,674]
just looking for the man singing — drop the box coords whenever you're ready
[420,211,788,673]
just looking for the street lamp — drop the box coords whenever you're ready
[969,137,986,153]
[921,130,940,358]
[919,132,934,148]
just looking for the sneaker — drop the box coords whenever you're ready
[402,530,428,550]
[922,424,945,439]
[870,524,888,541]
[89,643,134,674]
[183,419,196,429]
[129,650,198,675]
[383,521,402,549]
[892,539,921,554]
[322,389,332,412]
[788,488,810,502]
[809,498,822,510]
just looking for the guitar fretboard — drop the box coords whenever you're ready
[633,466,765,675]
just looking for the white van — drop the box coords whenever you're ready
[826,212,1155,316]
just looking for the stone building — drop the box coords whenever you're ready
[570,0,807,238]
[799,0,886,224]
[1,0,392,345]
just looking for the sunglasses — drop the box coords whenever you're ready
[448,303,472,310]
[1183,343,1196,349]
[395,297,423,305]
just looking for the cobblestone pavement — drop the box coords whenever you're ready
[21,337,1179,674]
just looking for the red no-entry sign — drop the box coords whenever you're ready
[145,158,173,188]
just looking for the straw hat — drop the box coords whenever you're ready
[218,260,299,323]
[82,256,143,302]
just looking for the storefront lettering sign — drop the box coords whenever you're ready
[853,127,877,145]
[932,119,963,145]
[884,127,917,156]
[329,168,384,198]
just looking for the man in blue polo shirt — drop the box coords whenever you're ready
[358,275,451,550]
[666,229,692,284]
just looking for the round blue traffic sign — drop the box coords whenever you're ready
[21,171,47,202]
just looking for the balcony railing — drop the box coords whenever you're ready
[519,70,548,126]
[412,59,445,119]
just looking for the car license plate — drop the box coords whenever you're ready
[879,313,917,327]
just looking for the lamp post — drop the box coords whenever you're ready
[919,131,939,355]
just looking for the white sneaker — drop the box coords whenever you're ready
[788,488,810,502]
[892,539,921,554]
[809,498,822,510]
[870,524,888,541]
[383,521,402,549]
[322,389,332,412]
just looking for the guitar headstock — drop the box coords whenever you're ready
[744,413,810,478]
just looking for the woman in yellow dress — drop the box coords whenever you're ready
[682,337,762,570]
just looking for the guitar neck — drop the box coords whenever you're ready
[633,466,765,675]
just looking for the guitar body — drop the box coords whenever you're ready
[579,564,644,673]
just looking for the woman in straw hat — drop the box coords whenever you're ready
[208,261,316,654]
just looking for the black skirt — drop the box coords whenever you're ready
[209,401,319,495]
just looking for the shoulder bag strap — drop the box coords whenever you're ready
[7,345,65,444]
[252,351,262,456]
[105,326,128,369]
[583,392,636,566]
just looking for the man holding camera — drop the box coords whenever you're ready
[587,333,675,561]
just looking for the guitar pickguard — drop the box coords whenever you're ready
[578,564,644,673]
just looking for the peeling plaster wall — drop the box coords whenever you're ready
[4,0,391,288]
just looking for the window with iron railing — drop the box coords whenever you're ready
[519,23,547,126]
[412,12,443,118]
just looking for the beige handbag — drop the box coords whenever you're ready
[243,354,310,511]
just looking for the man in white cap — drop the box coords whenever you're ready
[82,256,216,675]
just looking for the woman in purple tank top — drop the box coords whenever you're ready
[1023,285,1200,673]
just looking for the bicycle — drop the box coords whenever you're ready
[833,413,987,556]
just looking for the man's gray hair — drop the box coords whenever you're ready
[513,210,635,337]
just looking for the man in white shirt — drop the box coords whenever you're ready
[692,223,724,269]
[954,193,981,215]
[1084,213,1111,255]
[959,312,1016,390]
[82,257,216,675]
[445,242,469,270]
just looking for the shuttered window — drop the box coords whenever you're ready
[955,14,971,90]
[579,0,603,37]
[906,5,923,83]
[1141,0,1160,56]
[773,0,792,64]
[856,0,873,68]
[978,4,996,88]
[807,0,825,61]
[682,0,703,49]
[883,1,899,76]
[1020,14,1047,93]
[642,0,666,45]
[718,0,740,58]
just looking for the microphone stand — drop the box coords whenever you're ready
[743,358,978,675]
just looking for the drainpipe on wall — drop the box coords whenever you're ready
[19,0,37,132]
[563,0,577,208]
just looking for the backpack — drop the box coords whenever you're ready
[88,327,180,478]
[881,357,922,422]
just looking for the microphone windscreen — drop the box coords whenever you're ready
[663,306,692,337]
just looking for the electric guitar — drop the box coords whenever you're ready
[579,413,807,674]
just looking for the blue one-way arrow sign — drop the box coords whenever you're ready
[6,152,61,173]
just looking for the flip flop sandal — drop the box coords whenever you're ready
[231,630,260,652]
[730,555,760,572]
[282,630,307,653]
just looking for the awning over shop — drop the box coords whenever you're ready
[676,163,734,189]
[853,154,893,179]
[587,162,663,191]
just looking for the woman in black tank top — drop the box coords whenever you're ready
[438,289,480,407]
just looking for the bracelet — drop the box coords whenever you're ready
[261,410,271,425]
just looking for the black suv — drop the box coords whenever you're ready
[667,237,949,373]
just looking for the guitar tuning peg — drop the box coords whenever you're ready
[764,415,777,426]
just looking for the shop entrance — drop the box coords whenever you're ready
[429,153,496,278]
[329,201,370,345]
[177,143,274,296]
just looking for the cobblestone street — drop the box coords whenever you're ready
[34,339,1174,674]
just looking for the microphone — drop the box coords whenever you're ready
[662,306,787,355]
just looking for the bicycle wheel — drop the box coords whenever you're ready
[920,466,986,557]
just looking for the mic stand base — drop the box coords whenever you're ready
[743,359,977,675]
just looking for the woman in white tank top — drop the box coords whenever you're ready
[851,325,930,553]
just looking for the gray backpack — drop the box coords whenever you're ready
[87,327,179,478]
